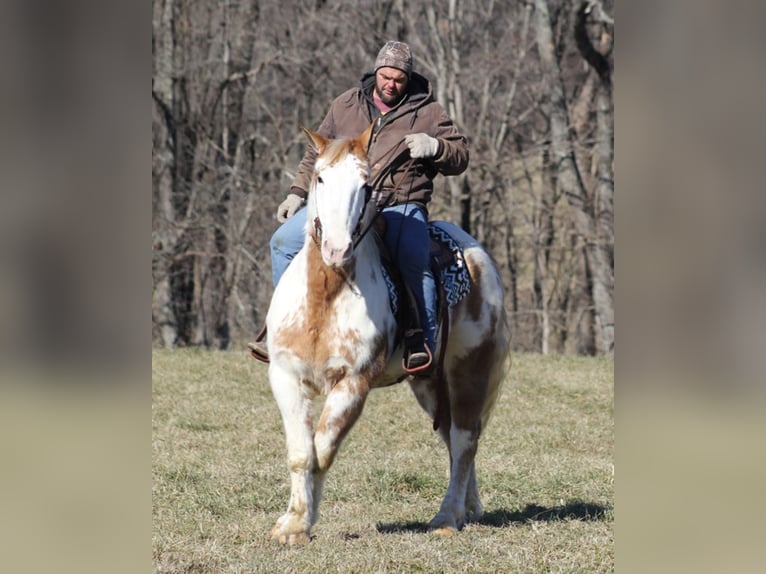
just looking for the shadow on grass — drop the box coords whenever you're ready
[376,501,611,534]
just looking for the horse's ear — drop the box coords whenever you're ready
[302,126,329,154]
[358,122,375,152]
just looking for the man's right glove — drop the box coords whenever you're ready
[404,133,440,159]
[276,193,305,223]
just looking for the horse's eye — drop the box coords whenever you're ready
[317,176,324,185]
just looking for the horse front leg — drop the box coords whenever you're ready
[269,365,317,545]
[310,375,370,528]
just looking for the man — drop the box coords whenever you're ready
[249,41,469,373]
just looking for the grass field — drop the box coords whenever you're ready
[152,350,613,573]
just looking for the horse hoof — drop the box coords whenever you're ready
[269,523,283,541]
[278,532,311,546]
[270,527,311,546]
[270,521,311,545]
[465,508,484,523]
[428,514,459,536]
[431,525,458,536]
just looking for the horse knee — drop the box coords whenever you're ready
[314,443,336,471]
[287,454,312,473]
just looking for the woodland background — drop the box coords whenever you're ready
[151,0,614,355]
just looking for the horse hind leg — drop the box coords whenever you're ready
[464,460,483,522]
[408,375,478,535]
[430,334,506,535]
[427,422,481,535]
[408,325,507,533]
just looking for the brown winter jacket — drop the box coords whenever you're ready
[290,72,468,211]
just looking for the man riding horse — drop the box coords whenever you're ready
[249,41,469,373]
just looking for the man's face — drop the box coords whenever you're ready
[374,67,409,106]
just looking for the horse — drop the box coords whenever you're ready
[264,123,511,545]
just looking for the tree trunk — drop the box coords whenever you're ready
[151,0,180,347]
[575,0,614,270]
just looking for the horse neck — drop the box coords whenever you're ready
[303,226,381,303]
[303,232,347,296]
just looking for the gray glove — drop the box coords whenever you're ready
[404,133,440,159]
[277,193,305,223]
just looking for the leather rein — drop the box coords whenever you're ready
[312,142,415,251]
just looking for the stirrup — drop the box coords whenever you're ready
[247,325,269,364]
[402,329,433,375]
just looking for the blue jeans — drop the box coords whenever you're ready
[270,204,437,354]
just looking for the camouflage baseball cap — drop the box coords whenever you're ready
[374,41,413,76]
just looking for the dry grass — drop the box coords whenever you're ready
[153,350,613,573]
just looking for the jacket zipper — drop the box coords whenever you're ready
[372,115,385,143]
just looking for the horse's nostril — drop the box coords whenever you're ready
[322,240,353,266]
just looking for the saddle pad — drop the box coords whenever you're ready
[379,222,472,317]
[381,264,399,317]
[428,222,472,307]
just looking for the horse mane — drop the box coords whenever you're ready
[320,138,370,170]
[304,124,374,174]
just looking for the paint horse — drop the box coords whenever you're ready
[264,124,511,545]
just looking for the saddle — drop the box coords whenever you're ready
[375,221,472,374]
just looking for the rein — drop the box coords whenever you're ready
[348,137,417,247]
[311,139,416,253]
[351,156,416,249]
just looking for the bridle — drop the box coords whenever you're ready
[311,181,374,248]
[311,141,416,253]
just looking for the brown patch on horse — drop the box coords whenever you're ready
[314,365,380,470]
[305,242,350,301]
[316,141,370,185]
[272,246,348,366]
[448,336,497,430]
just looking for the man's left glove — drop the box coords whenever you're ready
[404,133,440,159]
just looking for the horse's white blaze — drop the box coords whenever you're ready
[264,128,510,543]
[313,156,370,268]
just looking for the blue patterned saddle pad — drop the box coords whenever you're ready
[380,222,472,317]
[428,222,472,307]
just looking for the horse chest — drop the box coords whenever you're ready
[269,244,393,378]
[304,291,376,345]
[299,287,387,371]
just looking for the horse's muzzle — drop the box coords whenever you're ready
[321,239,353,268]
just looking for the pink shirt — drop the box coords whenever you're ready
[373,92,393,115]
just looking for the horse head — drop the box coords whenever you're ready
[303,124,376,269]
